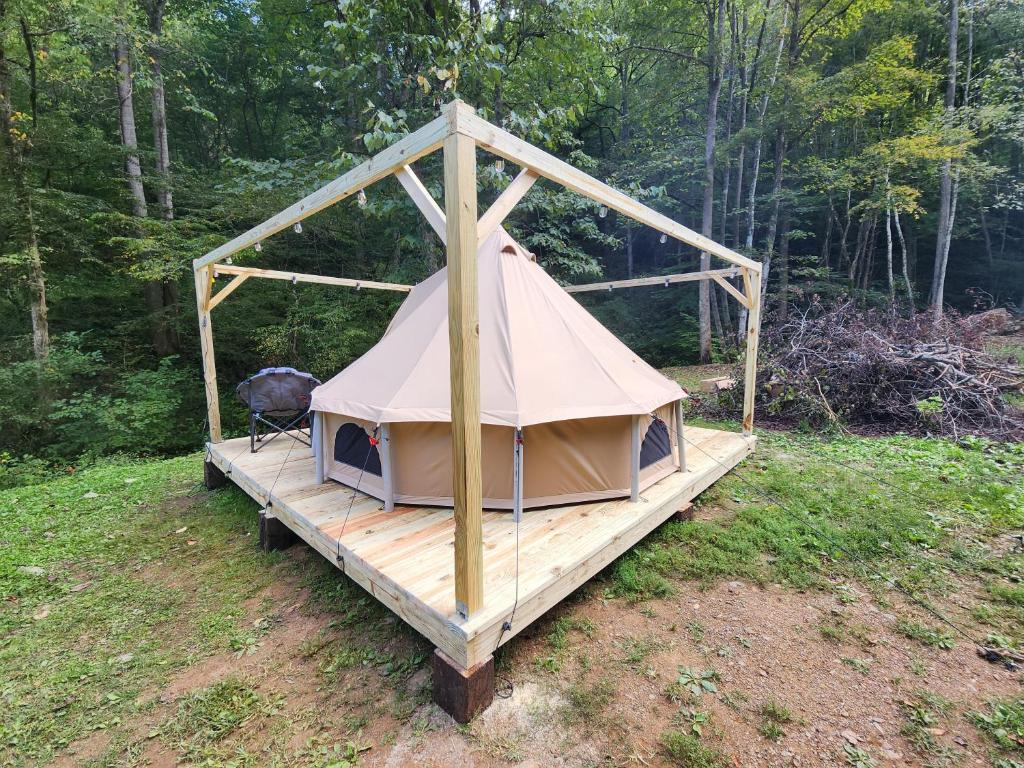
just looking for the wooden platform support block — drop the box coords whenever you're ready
[672,503,694,522]
[259,509,298,552]
[432,648,494,723]
[204,458,228,490]
[699,376,737,393]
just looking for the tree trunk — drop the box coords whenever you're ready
[699,0,726,362]
[929,0,959,318]
[1,2,49,360]
[884,169,894,301]
[759,127,786,307]
[776,208,791,320]
[893,208,913,312]
[141,0,180,356]
[115,28,147,217]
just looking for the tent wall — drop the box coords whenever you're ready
[319,402,681,510]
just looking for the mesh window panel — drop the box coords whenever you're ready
[639,418,672,469]
[334,423,382,476]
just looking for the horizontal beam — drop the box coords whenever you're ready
[457,111,760,273]
[395,165,447,244]
[212,264,412,293]
[194,113,450,271]
[564,268,743,294]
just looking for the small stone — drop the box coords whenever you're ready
[115,653,134,664]
[83,491,99,499]
[18,566,46,577]
[69,582,91,592]
[881,748,902,760]
[841,729,861,744]
[33,604,51,621]
[727,581,742,593]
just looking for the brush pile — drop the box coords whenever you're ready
[752,299,1024,439]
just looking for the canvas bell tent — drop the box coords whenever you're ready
[310,228,686,512]
[196,101,762,722]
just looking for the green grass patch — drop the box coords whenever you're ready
[0,454,283,764]
[606,431,1024,601]
[661,730,729,767]
[163,677,265,753]
[894,618,956,649]
[970,698,1024,757]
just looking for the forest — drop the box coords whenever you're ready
[0,0,1022,482]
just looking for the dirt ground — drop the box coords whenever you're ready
[51,499,1022,768]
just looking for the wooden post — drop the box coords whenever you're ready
[193,265,222,443]
[443,111,483,619]
[380,423,394,512]
[674,399,687,472]
[741,268,762,436]
[630,416,641,502]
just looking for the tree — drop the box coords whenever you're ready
[929,0,959,317]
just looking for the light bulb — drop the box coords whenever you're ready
[294,221,302,233]
[254,241,262,252]
[599,205,608,219]
[495,159,505,173]
[660,233,667,244]
[357,189,367,207]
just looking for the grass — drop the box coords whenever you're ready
[661,730,729,767]
[3,404,1023,765]
[758,698,793,741]
[970,698,1024,757]
[607,430,1024,620]
[0,455,289,764]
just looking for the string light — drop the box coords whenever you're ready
[357,189,367,207]
[294,221,302,233]
[660,233,668,244]
[494,159,505,173]
[254,241,262,252]
[598,205,608,218]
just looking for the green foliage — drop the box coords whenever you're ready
[661,730,729,768]
[970,699,1024,756]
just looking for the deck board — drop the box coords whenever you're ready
[207,425,755,668]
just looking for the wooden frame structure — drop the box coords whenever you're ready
[193,100,762,711]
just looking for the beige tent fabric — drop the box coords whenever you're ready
[310,228,685,428]
[322,406,680,510]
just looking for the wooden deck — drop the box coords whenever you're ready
[207,426,755,669]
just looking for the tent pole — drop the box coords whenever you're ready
[630,416,641,502]
[444,108,484,620]
[675,399,687,472]
[313,412,324,485]
[512,429,524,523]
[193,265,222,443]
[380,423,394,512]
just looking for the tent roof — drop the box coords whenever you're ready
[310,229,685,428]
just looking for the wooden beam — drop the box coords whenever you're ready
[193,113,449,271]
[741,268,762,436]
[444,125,484,619]
[564,268,742,294]
[711,274,751,308]
[477,168,539,245]
[395,165,447,245]
[674,399,686,473]
[207,273,250,311]
[212,264,412,293]
[313,413,325,485]
[193,265,222,443]
[457,112,761,273]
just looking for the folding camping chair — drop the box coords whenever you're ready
[235,367,322,453]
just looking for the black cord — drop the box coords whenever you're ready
[336,426,379,569]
